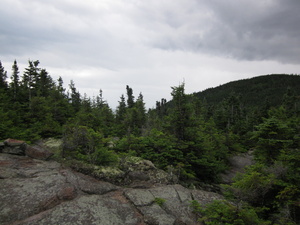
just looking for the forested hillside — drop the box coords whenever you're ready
[1,60,300,224]
[195,74,300,109]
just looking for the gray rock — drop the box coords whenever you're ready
[62,169,119,195]
[124,185,211,224]
[25,145,54,160]
[221,151,254,183]
[128,170,150,181]
[149,185,201,224]
[124,188,155,206]
[2,146,24,155]
[192,188,223,205]
[140,204,176,225]
[18,194,143,225]
[2,139,27,155]
[0,170,71,223]
[4,139,26,147]
[0,153,223,225]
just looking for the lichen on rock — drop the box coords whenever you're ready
[0,142,224,225]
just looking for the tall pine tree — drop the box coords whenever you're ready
[10,60,19,100]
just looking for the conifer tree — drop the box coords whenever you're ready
[282,87,298,116]
[135,92,146,131]
[115,94,127,136]
[57,76,65,95]
[36,68,54,97]
[96,89,105,109]
[116,94,126,123]
[10,60,19,100]
[22,60,40,103]
[69,80,81,113]
[0,61,8,90]
[170,83,189,141]
[126,85,135,108]
[52,76,71,126]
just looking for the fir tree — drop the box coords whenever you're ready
[10,60,19,100]
[126,85,135,108]
[0,61,8,90]
[170,83,189,141]
[69,80,81,113]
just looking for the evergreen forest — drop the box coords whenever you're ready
[1,60,300,224]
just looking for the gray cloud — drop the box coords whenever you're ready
[140,0,300,63]
[2,0,299,64]
[201,0,300,63]
[1,0,300,108]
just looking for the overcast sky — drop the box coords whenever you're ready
[1,0,300,109]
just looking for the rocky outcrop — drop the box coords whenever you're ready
[220,151,254,184]
[0,149,223,225]
[0,139,53,160]
[69,155,179,188]
[25,145,54,160]
[1,139,27,155]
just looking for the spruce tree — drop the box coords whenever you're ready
[10,60,19,100]
[126,85,134,108]
[69,80,81,113]
[170,83,189,141]
[116,94,126,123]
[0,61,8,90]
[135,92,146,131]
[96,89,105,109]
[57,76,65,95]
[37,69,54,97]
[23,60,40,103]
[115,94,127,136]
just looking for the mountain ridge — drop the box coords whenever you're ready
[193,74,300,109]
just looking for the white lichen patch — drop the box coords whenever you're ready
[43,138,63,152]
[92,166,125,180]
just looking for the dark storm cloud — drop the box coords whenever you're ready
[202,0,300,63]
[148,0,300,64]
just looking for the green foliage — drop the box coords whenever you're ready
[184,118,229,182]
[195,74,300,112]
[62,125,118,165]
[0,61,8,90]
[114,130,184,170]
[0,107,13,138]
[225,164,277,205]
[169,82,191,140]
[190,200,202,217]
[1,60,300,224]
[191,200,268,225]
[223,160,300,224]
[10,60,20,100]
[222,104,300,223]
[69,80,81,113]
[154,197,166,207]
[252,115,294,164]
[126,85,135,108]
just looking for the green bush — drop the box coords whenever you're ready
[190,200,269,225]
[62,124,118,166]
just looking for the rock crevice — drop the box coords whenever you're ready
[0,142,223,225]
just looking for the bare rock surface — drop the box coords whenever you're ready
[0,152,223,225]
[1,139,26,155]
[25,145,53,160]
[220,151,254,184]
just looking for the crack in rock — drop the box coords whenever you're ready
[1,152,223,225]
